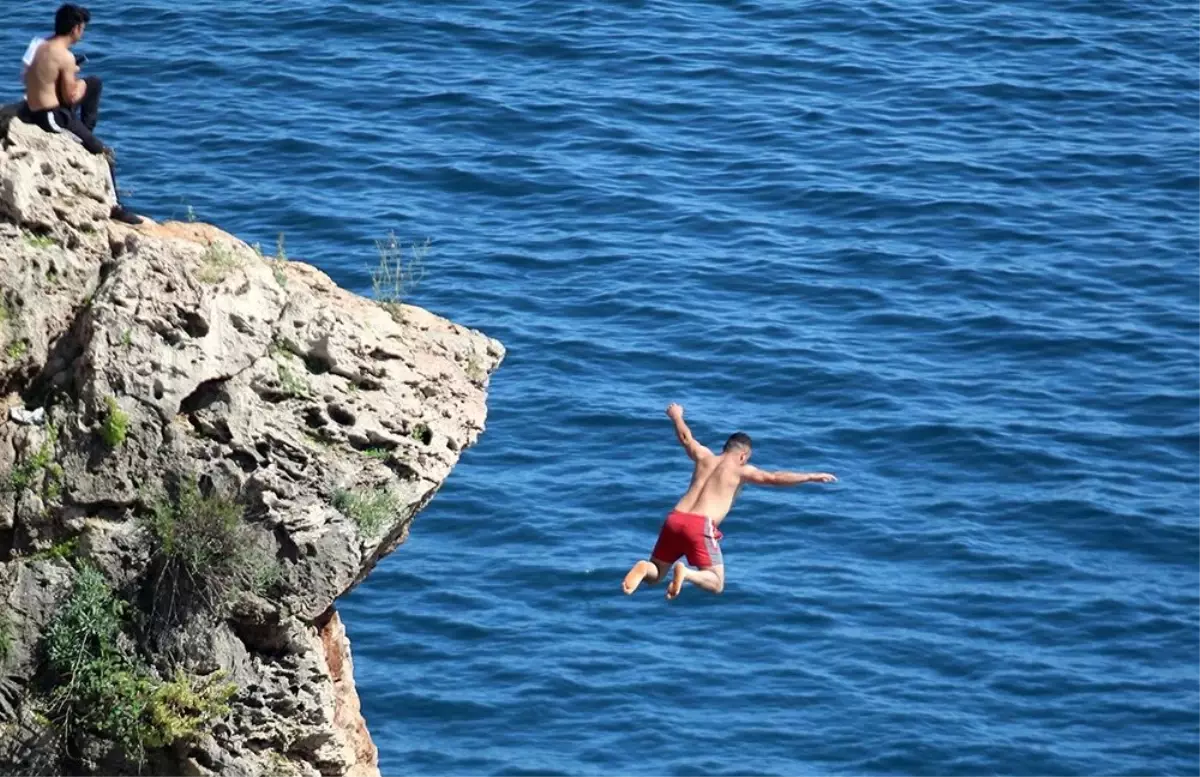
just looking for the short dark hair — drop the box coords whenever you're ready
[724,432,752,452]
[55,4,91,36]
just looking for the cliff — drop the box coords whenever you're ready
[0,111,504,775]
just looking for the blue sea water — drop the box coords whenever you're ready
[5,1,1198,774]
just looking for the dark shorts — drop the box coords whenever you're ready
[651,510,724,568]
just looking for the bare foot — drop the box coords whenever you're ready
[622,560,654,595]
[666,562,687,600]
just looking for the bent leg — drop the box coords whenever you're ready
[56,108,104,155]
[78,75,102,131]
[622,557,670,594]
[666,563,724,599]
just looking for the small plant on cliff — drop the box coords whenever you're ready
[270,342,310,399]
[332,486,400,538]
[465,356,485,384]
[196,242,240,284]
[0,613,11,666]
[100,396,129,448]
[31,537,77,564]
[146,477,244,619]
[276,362,310,399]
[145,477,282,627]
[410,422,432,446]
[145,669,235,748]
[3,423,58,494]
[23,232,55,250]
[5,339,28,361]
[44,565,154,756]
[271,233,289,288]
[371,233,428,322]
[43,566,234,762]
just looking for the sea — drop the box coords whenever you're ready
[3,1,1198,774]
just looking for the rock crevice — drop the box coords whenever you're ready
[0,115,503,775]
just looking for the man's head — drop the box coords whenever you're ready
[724,431,753,463]
[55,4,90,43]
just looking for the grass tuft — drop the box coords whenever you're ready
[371,233,428,322]
[23,232,55,250]
[145,477,283,628]
[332,487,400,538]
[196,242,240,284]
[270,233,289,288]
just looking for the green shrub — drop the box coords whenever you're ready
[332,487,399,537]
[44,566,152,754]
[31,537,77,563]
[361,448,391,460]
[146,477,280,624]
[268,233,288,288]
[43,567,235,761]
[100,396,128,448]
[145,669,235,748]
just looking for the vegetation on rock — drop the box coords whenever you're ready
[100,396,129,448]
[332,487,400,538]
[145,477,281,627]
[43,567,235,763]
[3,424,58,494]
[371,233,428,321]
[196,242,240,284]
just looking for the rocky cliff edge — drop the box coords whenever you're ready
[0,111,504,775]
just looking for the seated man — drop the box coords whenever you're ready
[19,4,141,225]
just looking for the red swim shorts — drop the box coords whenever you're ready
[651,510,724,569]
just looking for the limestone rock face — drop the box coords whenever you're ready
[0,108,503,775]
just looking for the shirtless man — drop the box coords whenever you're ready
[20,4,141,224]
[622,403,837,600]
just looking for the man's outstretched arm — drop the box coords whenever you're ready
[742,466,837,486]
[666,403,712,461]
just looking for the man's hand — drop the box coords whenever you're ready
[808,473,837,484]
[666,403,683,420]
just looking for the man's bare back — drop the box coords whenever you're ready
[25,38,83,112]
[622,403,837,600]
